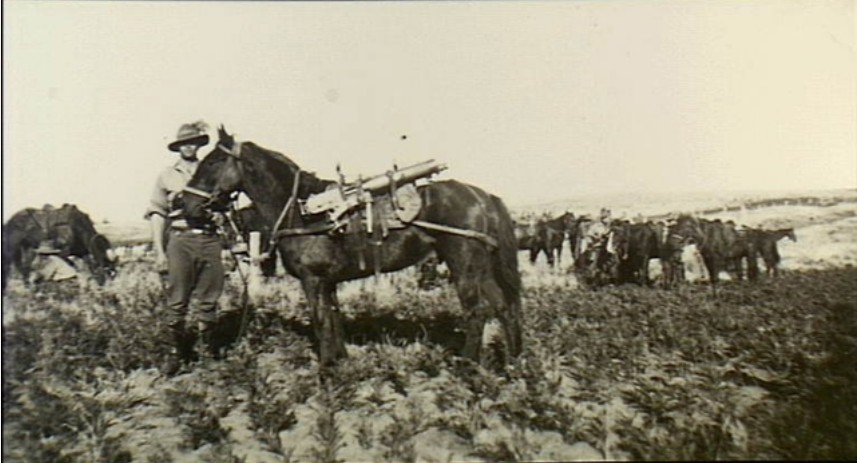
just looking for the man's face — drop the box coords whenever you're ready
[178,143,200,160]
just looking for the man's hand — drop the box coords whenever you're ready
[150,214,168,275]
[155,251,169,275]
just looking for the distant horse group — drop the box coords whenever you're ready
[671,215,797,286]
[515,210,797,290]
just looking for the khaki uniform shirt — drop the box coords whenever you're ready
[31,255,79,283]
[144,160,198,229]
[580,220,613,255]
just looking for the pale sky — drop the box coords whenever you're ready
[3,0,855,223]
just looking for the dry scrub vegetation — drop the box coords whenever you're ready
[3,254,856,461]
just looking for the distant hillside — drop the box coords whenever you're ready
[510,188,857,221]
[96,220,151,247]
[97,189,857,246]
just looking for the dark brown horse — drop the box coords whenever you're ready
[611,221,659,286]
[612,221,690,288]
[514,212,575,267]
[673,215,758,288]
[2,204,116,291]
[182,127,522,366]
[750,227,796,277]
[514,220,546,264]
[540,212,576,267]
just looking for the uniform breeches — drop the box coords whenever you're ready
[166,233,224,329]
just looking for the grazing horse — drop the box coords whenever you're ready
[2,204,116,291]
[673,215,758,288]
[182,127,522,366]
[750,227,796,277]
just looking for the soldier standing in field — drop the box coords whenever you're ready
[145,121,225,375]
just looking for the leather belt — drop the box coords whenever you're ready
[172,228,216,236]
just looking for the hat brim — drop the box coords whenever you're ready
[168,134,210,152]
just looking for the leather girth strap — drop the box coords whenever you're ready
[410,220,499,248]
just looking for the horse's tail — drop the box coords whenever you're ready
[489,195,523,356]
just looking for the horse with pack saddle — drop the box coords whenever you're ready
[2,203,116,292]
[181,126,523,367]
[671,215,760,289]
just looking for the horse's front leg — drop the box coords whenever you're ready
[302,277,348,366]
[323,283,348,361]
[746,253,759,281]
[661,258,673,289]
[733,257,745,281]
[16,247,37,286]
[641,256,650,286]
[545,246,555,267]
[702,252,719,286]
[529,248,538,264]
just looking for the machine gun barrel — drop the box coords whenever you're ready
[353,159,447,194]
[303,159,447,216]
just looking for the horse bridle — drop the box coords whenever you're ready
[182,142,244,210]
[182,142,305,251]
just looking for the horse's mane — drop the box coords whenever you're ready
[243,142,300,171]
[241,141,333,197]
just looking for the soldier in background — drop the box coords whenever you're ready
[28,242,78,284]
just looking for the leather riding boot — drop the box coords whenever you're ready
[161,324,192,376]
[197,322,221,361]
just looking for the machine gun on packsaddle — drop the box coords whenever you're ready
[232,158,499,278]
[302,158,448,234]
[301,159,447,274]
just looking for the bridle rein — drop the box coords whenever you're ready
[182,142,307,254]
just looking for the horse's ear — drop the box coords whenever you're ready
[217,125,234,147]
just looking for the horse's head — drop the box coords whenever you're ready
[672,214,704,245]
[785,228,797,242]
[559,211,576,231]
[182,126,245,221]
[87,234,117,284]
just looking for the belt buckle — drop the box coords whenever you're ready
[173,228,199,235]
